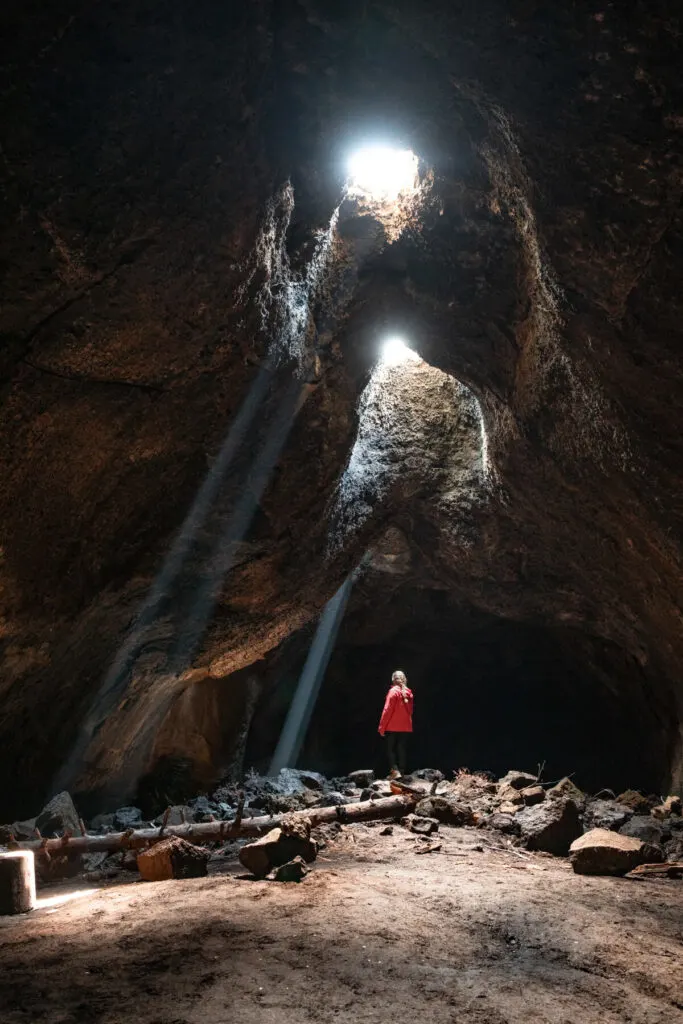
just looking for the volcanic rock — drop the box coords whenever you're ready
[619,816,671,847]
[137,837,210,881]
[521,786,545,806]
[517,798,581,855]
[35,792,80,838]
[113,806,143,831]
[239,819,317,879]
[616,791,656,814]
[405,815,440,836]
[583,799,632,832]
[347,770,375,788]
[497,784,525,806]
[415,796,473,826]
[269,856,309,882]
[498,771,538,791]
[547,778,586,810]
[488,813,521,836]
[570,829,663,876]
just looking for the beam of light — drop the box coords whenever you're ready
[380,336,420,366]
[169,374,306,673]
[54,360,276,793]
[37,888,97,911]
[347,146,418,201]
[269,571,356,775]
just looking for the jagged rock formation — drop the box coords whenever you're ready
[0,1,682,817]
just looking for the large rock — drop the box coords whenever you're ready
[270,856,309,882]
[346,770,374,789]
[619,816,670,846]
[570,828,663,876]
[35,792,80,837]
[415,796,474,826]
[498,771,538,791]
[517,798,581,855]
[488,813,521,836]
[497,784,525,806]
[10,819,36,841]
[521,786,545,806]
[651,795,682,819]
[664,837,683,863]
[137,837,210,881]
[239,819,317,879]
[547,777,586,810]
[616,790,655,814]
[583,799,632,832]
[113,806,143,831]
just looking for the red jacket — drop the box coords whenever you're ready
[378,684,414,735]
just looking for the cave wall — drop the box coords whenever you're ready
[0,1,682,817]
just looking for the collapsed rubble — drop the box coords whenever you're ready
[1,767,682,894]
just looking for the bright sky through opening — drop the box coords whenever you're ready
[347,146,418,201]
[381,336,421,366]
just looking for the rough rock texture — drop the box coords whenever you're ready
[35,792,80,838]
[137,837,209,882]
[620,816,671,847]
[238,821,317,879]
[570,828,663,876]
[415,796,473,826]
[0,2,682,814]
[583,799,632,833]
[517,798,582,855]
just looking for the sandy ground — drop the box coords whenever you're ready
[0,823,681,1024]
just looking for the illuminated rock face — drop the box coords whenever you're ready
[0,1,682,816]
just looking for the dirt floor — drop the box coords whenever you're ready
[1,823,682,1024]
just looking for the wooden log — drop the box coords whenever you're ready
[626,861,683,880]
[0,851,36,914]
[12,794,415,858]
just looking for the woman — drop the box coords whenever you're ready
[378,670,414,777]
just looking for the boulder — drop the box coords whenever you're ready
[651,795,682,819]
[498,770,538,791]
[404,815,439,836]
[113,806,143,831]
[497,784,525,806]
[346,770,374,788]
[415,796,473,826]
[517,798,581,855]
[547,777,586,810]
[488,813,521,836]
[570,828,663,876]
[616,789,655,814]
[619,815,670,846]
[269,856,309,882]
[35,792,80,837]
[137,837,210,881]
[521,785,545,806]
[664,837,683,863]
[583,799,632,832]
[239,819,317,879]
[10,819,36,841]
[320,791,346,806]
[277,768,325,794]
[369,780,394,798]
[90,813,115,832]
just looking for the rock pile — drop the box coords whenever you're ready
[1,766,681,889]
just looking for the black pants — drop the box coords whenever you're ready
[386,732,408,775]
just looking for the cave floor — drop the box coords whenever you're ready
[0,824,681,1024]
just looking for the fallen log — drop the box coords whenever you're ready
[625,861,683,880]
[9,794,416,859]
